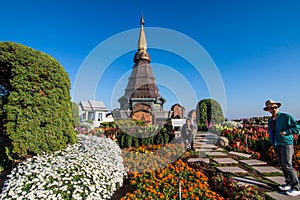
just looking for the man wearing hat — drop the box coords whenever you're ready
[264,99,300,196]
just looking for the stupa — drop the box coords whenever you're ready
[113,16,169,124]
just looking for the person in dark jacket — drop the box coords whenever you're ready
[181,118,194,150]
[264,99,300,196]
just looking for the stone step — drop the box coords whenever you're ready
[194,140,218,145]
[194,134,219,139]
[265,176,286,185]
[228,151,252,159]
[266,192,300,200]
[213,148,225,152]
[193,144,218,149]
[194,144,218,151]
[202,151,228,157]
[251,166,282,174]
[194,143,218,148]
[193,138,212,142]
[194,140,218,144]
[239,159,267,166]
[216,166,248,174]
[211,158,239,165]
[194,134,218,137]
[230,176,268,187]
[193,140,212,144]
[187,157,210,164]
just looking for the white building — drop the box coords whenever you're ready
[79,101,114,128]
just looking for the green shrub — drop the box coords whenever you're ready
[72,102,80,127]
[196,99,225,129]
[125,135,133,148]
[0,42,77,163]
[155,133,164,145]
[132,136,139,147]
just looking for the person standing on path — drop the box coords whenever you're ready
[263,99,300,197]
[181,118,195,150]
[188,110,198,131]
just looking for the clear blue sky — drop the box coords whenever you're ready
[1,0,300,120]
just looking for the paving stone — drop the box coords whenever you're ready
[194,139,210,143]
[239,159,267,166]
[195,132,218,138]
[194,136,217,141]
[252,166,282,174]
[266,192,300,200]
[203,151,228,157]
[195,148,210,152]
[187,158,209,164]
[212,158,239,165]
[214,148,225,151]
[194,144,218,149]
[216,166,248,174]
[230,176,267,187]
[228,151,252,158]
[265,176,286,185]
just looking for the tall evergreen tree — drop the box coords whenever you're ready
[0,42,77,165]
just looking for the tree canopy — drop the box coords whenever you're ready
[0,42,77,165]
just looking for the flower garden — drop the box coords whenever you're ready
[0,135,127,200]
[1,117,300,199]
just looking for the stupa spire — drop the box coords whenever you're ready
[138,14,147,53]
[134,14,151,63]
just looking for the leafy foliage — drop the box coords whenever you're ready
[71,102,80,127]
[196,99,225,129]
[0,42,77,164]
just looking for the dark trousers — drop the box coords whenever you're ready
[183,134,194,149]
[275,145,299,190]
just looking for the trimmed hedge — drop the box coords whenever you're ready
[196,99,225,129]
[117,131,171,148]
[0,42,77,165]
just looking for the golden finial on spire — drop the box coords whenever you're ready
[134,14,151,63]
[140,13,145,26]
[138,14,147,53]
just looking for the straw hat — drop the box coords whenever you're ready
[263,99,281,111]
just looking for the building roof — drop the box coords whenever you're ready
[79,101,108,112]
[131,83,159,98]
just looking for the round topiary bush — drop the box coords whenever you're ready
[0,42,77,164]
[196,98,225,129]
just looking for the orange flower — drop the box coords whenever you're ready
[157,173,163,178]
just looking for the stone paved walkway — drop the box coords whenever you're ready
[188,131,300,200]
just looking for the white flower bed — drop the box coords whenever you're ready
[0,134,127,200]
[221,120,243,129]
